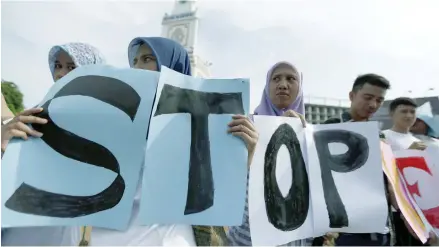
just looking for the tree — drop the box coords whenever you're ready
[1,80,24,115]
[2,93,15,119]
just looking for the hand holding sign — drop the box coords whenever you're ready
[1,108,47,152]
[409,141,427,151]
[227,115,258,155]
[283,109,306,128]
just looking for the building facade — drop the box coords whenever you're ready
[161,1,351,121]
[304,96,350,124]
[161,0,211,78]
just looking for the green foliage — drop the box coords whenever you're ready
[1,80,24,114]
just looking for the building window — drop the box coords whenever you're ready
[315,107,320,113]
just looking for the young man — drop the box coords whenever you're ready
[382,97,425,151]
[324,73,389,124]
[383,98,438,246]
[313,73,392,246]
[315,81,438,246]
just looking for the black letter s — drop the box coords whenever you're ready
[5,75,141,218]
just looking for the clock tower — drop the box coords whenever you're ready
[162,0,211,78]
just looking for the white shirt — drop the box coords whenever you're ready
[89,169,196,246]
[382,129,420,151]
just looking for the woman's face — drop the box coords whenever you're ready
[410,118,428,135]
[268,63,300,109]
[133,44,158,71]
[53,50,76,81]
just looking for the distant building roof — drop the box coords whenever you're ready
[303,95,350,108]
[371,96,439,129]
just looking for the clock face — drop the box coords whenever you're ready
[168,25,188,46]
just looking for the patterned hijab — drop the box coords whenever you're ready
[48,42,106,80]
[254,61,305,116]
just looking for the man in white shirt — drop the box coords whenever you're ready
[382,97,425,151]
[382,97,439,246]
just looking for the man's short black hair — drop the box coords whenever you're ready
[389,97,417,112]
[352,73,391,92]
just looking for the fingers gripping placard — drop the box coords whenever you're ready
[264,123,309,231]
[5,76,141,217]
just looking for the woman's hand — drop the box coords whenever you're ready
[228,115,258,152]
[408,141,427,151]
[228,115,258,168]
[283,110,306,127]
[1,108,48,152]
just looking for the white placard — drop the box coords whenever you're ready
[249,117,388,245]
[250,116,313,246]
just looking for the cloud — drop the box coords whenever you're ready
[1,0,438,111]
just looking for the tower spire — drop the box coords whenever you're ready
[161,0,211,78]
[170,0,197,16]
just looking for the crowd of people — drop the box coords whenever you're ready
[1,36,438,246]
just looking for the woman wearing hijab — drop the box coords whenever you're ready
[254,62,305,118]
[2,42,106,156]
[83,37,258,246]
[227,61,311,246]
[1,42,106,246]
[410,114,439,147]
[48,42,106,82]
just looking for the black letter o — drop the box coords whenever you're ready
[264,123,309,231]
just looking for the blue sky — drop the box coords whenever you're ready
[1,0,439,110]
